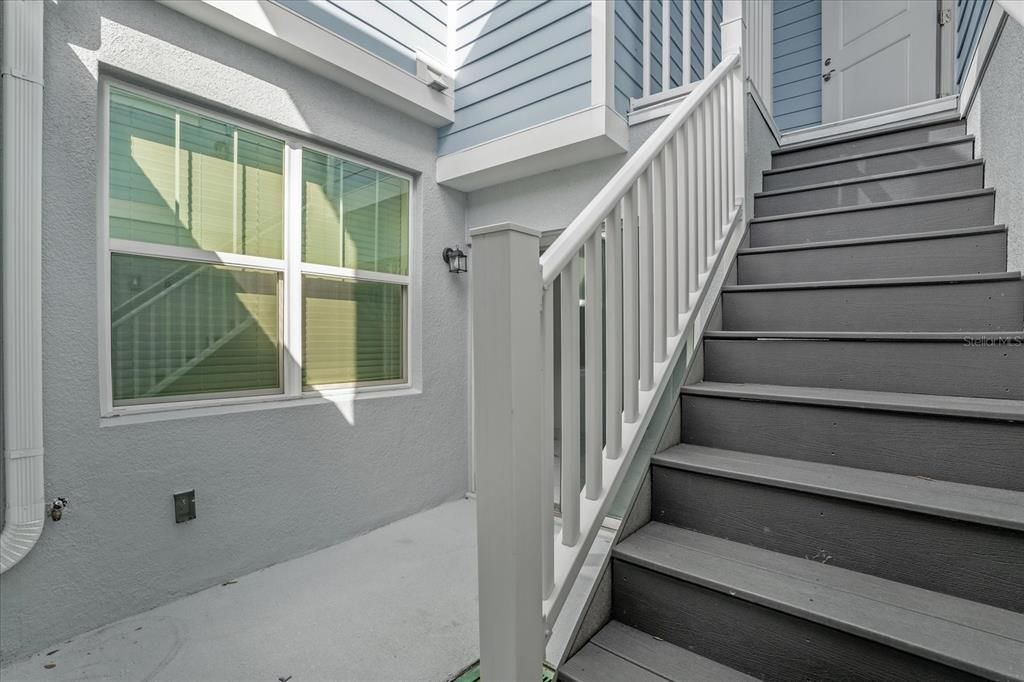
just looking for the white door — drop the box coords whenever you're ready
[820,0,938,123]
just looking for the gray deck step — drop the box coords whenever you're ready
[560,621,755,682]
[762,137,976,190]
[754,161,984,216]
[702,331,1023,399]
[612,522,1024,681]
[654,445,1024,532]
[650,446,1024,612]
[721,272,1024,332]
[679,382,1024,490]
[748,188,995,247]
[736,225,1007,283]
[771,118,967,168]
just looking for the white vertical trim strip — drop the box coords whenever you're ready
[97,79,114,414]
[541,285,555,597]
[283,142,303,397]
[590,0,615,107]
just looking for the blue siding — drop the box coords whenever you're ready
[614,0,644,114]
[712,0,722,66]
[772,0,822,131]
[690,0,704,81]
[956,0,993,89]
[278,0,448,73]
[669,1,684,87]
[439,0,592,154]
[649,0,664,94]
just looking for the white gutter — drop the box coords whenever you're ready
[1,0,45,574]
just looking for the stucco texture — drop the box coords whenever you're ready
[1,0,469,662]
[966,19,1024,272]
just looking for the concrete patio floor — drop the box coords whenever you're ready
[1,498,480,682]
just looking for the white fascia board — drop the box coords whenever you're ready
[158,0,454,126]
[436,105,630,192]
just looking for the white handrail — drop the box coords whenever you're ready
[471,3,765,679]
[540,52,740,286]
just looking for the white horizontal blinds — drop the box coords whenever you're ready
[109,90,286,405]
[302,277,405,386]
[109,89,284,258]
[109,255,280,403]
[300,148,410,387]
[301,150,410,275]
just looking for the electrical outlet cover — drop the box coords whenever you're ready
[173,490,196,523]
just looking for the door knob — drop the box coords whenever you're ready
[822,69,836,82]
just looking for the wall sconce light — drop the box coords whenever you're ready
[442,246,468,274]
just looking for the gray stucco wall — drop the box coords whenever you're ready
[1,1,469,662]
[966,18,1024,273]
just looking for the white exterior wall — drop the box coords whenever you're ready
[0,0,469,662]
[966,18,1024,273]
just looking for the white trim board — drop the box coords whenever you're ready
[959,3,1009,118]
[436,105,629,192]
[158,0,454,126]
[778,95,960,148]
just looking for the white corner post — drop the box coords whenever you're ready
[1,0,46,574]
[470,223,545,681]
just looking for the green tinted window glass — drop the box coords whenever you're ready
[302,149,409,274]
[109,90,284,258]
[302,275,405,386]
[110,254,281,403]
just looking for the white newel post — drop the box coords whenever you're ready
[722,0,747,211]
[470,223,545,681]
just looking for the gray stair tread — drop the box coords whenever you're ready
[762,136,976,176]
[653,444,1024,531]
[754,159,984,198]
[588,621,756,681]
[680,382,1024,421]
[748,188,995,224]
[703,330,1023,341]
[561,642,667,682]
[723,270,1021,292]
[737,224,1005,255]
[614,523,1024,680]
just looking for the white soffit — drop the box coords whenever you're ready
[436,106,630,193]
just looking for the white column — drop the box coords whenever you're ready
[470,223,545,682]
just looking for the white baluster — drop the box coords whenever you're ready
[638,170,654,391]
[605,204,623,458]
[560,257,581,546]
[686,118,699,291]
[675,128,690,314]
[622,187,640,423]
[584,229,604,501]
[703,99,714,262]
[664,135,679,336]
[541,285,555,599]
[712,87,722,246]
[696,105,707,273]
[652,153,666,362]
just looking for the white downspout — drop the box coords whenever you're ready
[1,0,45,574]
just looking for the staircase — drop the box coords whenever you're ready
[561,118,1024,681]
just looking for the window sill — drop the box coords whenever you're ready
[99,384,422,427]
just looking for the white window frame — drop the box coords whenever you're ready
[97,78,420,421]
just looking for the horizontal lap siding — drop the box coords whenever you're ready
[691,0,704,81]
[773,0,822,131]
[670,0,684,87]
[278,0,448,72]
[956,0,992,89]
[650,0,664,94]
[712,0,722,66]
[615,0,645,114]
[439,0,592,154]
